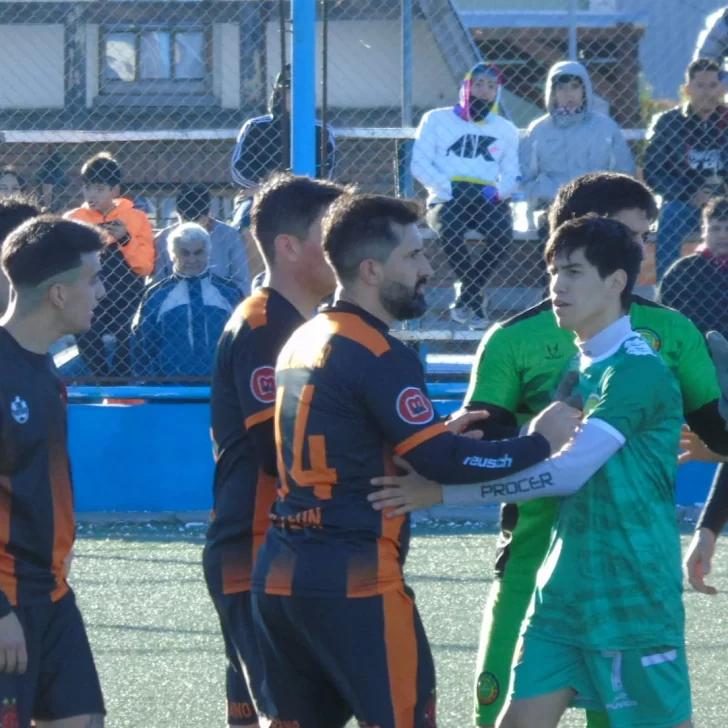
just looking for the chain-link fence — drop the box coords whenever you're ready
[1,0,727,383]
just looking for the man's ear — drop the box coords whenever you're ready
[358,258,382,287]
[47,283,65,310]
[273,234,301,264]
[611,269,628,298]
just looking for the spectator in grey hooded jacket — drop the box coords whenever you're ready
[695,6,728,72]
[153,184,250,295]
[519,61,635,214]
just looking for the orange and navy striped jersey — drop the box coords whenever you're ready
[251,302,551,598]
[205,288,304,595]
[0,328,74,616]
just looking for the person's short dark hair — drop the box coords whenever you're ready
[544,215,643,311]
[251,172,346,266]
[703,196,728,223]
[2,216,105,289]
[322,194,423,284]
[687,58,722,81]
[176,184,211,221]
[0,166,26,191]
[81,152,122,187]
[552,73,583,86]
[548,172,658,232]
[0,194,42,246]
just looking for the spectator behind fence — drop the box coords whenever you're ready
[412,61,520,330]
[644,58,728,282]
[519,61,635,214]
[65,152,155,378]
[694,6,728,73]
[230,65,336,235]
[0,167,26,199]
[0,194,42,315]
[132,223,241,378]
[658,196,728,338]
[154,184,250,295]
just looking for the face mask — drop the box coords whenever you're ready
[469,97,493,121]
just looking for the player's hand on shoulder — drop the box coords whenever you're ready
[552,370,584,410]
[679,425,727,464]
[684,527,718,596]
[368,456,443,517]
[445,409,489,439]
[0,611,27,674]
[528,401,582,453]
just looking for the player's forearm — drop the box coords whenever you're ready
[441,421,622,505]
[697,463,728,537]
[464,401,519,440]
[686,400,728,456]
[403,430,550,485]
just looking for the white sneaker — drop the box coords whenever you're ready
[468,311,489,330]
[449,304,471,324]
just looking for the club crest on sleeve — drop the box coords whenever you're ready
[396,387,434,425]
[250,366,276,404]
[634,327,661,352]
[10,397,29,425]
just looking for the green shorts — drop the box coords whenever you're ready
[511,632,692,728]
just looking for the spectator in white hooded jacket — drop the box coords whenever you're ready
[520,60,635,217]
[412,62,520,329]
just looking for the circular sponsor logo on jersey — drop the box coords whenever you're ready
[477,671,500,706]
[634,327,661,352]
[250,366,276,404]
[396,387,434,425]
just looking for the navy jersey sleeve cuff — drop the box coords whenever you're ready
[403,431,551,485]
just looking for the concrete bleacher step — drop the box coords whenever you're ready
[418,226,546,319]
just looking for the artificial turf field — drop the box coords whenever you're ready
[73,521,728,727]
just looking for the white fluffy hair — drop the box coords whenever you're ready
[167,222,211,259]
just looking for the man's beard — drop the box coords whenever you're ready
[379,278,428,321]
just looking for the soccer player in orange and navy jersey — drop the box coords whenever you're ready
[0,216,106,728]
[250,194,579,728]
[203,173,346,728]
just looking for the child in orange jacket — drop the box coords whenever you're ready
[65,152,155,378]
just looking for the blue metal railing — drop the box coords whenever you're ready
[67,383,469,403]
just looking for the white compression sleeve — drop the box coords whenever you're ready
[442,419,625,506]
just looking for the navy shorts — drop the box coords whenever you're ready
[210,591,265,726]
[252,587,437,728]
[0,589,104,727]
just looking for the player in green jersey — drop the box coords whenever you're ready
[499,215,690,727]
[462,172,728,728]
[369,216,692,728]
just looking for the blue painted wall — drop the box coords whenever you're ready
[67,394,716,513]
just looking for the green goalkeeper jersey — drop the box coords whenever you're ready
[464,295,720,582]
[528,333,684,650]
